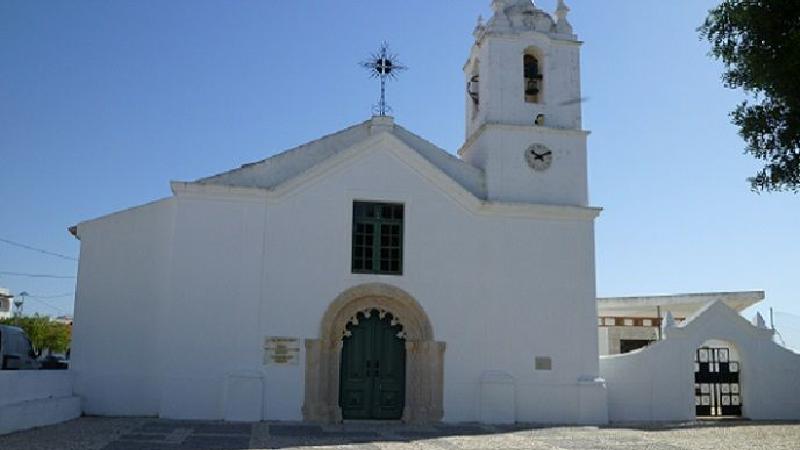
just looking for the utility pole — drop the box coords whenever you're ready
[656,305,662,340]
[14,291,28,325]
[770,307,775,330]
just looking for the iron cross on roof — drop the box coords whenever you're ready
[360,42,407,117]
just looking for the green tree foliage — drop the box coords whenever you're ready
[0,315,71,354]
[699,0,800,191]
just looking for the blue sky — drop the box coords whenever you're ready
[1,1,798,343]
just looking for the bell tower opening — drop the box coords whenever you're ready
[523,50,542,103]
[465,54,481,135]
[467,61,480,120]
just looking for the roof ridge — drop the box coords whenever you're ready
[197,119,372,183]
[192,117,487,200]
[392,124,485,177]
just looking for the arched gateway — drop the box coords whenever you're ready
[694,339,743,418]
[302,283,445,423]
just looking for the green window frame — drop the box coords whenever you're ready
[351,201,404,275]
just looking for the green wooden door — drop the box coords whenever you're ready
[339,310,406,420]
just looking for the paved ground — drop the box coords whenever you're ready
[1,418,799,450]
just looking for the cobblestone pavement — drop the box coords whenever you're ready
[1,418,799,450]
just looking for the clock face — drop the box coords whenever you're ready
[525,144,553,171]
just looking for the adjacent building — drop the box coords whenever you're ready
[0,288,12,320]
[597,291,764,356]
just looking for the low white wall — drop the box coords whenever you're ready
[0,370,74,407]
[0,370,81,435]
[479,371,516,424]
[600,301,800,422]
[600,340,694,422]
[72,198,173,416]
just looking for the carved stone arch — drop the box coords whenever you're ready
[303,283,445,423]
[321,283,434,343]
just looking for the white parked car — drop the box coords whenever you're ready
[0,325,40,370]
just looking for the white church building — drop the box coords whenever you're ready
[69,0,800,425]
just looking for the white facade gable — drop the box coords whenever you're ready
[196,117,487,201]
[72,109,606,423]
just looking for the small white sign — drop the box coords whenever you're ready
[264,336,300,365]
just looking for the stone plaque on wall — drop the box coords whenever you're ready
[264,337,300,365]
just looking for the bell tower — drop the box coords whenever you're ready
[460,0,588,206]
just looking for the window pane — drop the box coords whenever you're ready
[352,201,403,275]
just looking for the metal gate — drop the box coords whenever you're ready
[694,346,742,417]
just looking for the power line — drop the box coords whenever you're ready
[26,297,70,315]
[0,237,78,262]
[27,292,75,299]
[0,271,76,279]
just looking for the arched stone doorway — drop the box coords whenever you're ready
[340,309,406,420]
[302,283,445,423]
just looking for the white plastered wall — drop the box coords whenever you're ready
[0,371,80,435]
[71,198,175,416]
[71,133,606,424]
[600,301,800,422]
[464,126,588,206]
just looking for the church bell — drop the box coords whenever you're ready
[525,79,540,96]
[467,75,480,104]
